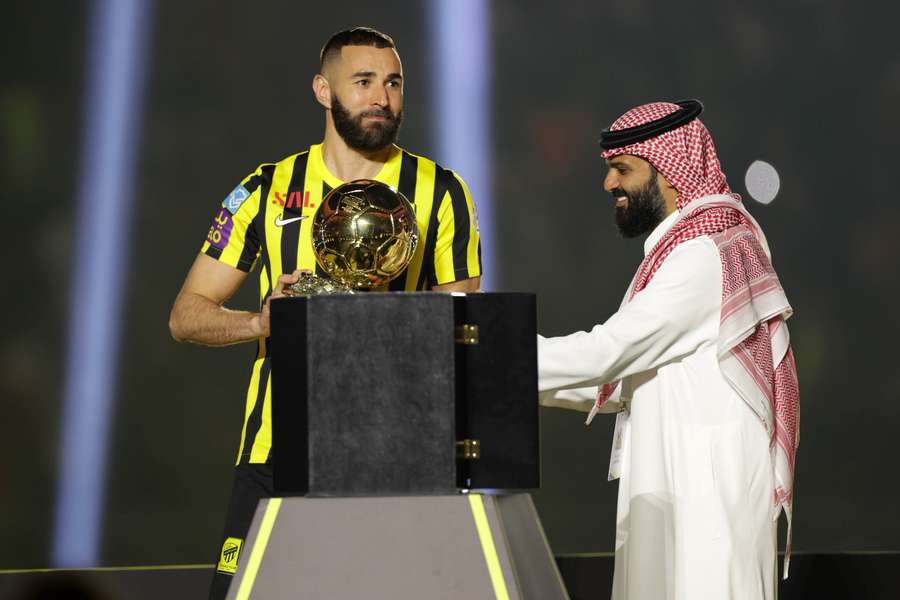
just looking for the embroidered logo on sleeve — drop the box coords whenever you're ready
[223,184,251,214]
[207,208,235,250]
[216,537,244,575]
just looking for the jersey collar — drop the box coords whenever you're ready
[309,143,402,189]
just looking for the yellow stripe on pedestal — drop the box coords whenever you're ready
[235,498,282,600]
[468,494,510,600]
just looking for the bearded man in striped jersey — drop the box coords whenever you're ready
[169,26,481,600]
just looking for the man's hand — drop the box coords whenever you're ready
[256,270,308,337]
[170,258,313,345]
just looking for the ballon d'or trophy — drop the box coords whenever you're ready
[286,179,419,296]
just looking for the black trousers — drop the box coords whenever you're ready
[208,463,274,600]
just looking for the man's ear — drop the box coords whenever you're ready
[656,169,679,213]
[312,74,331,109]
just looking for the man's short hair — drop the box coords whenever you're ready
[320,27,396,70]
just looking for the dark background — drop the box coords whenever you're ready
[2,0,899,569]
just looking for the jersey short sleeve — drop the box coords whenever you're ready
[200,166,268,272]
[432,171,482,285]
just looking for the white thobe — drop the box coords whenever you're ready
[538,211,777,600]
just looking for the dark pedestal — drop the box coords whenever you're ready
[269,292,539,496]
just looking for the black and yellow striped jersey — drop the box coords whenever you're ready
[200,143,482,464]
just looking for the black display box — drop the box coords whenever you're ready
[269,292,539,496]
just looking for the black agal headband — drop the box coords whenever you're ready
[599,99,704,150]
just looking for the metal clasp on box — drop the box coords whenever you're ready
[455,324,479,345]
[456,438,481,460]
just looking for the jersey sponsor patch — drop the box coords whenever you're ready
[216,537,243,575]
[207,208,235,250]
[223,184,251,214]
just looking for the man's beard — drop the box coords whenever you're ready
[331,94,403,152]
[612,173,667,238]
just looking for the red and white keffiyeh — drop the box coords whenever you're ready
[603,101,736,209]
[593,102,800,576]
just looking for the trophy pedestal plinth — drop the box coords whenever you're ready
[225,494,569,600]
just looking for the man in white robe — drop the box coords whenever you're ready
[537,100,799,600]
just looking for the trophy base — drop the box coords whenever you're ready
[286,273,356,296]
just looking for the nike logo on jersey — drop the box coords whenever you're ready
[274,215,308,227]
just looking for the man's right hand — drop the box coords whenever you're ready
[169,254,259,347]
